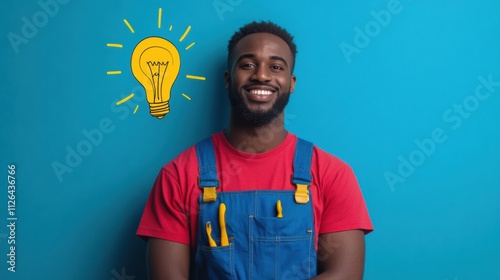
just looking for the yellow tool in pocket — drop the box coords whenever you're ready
[219,203,229,246]
[276,200,283,218]
[206,221,217,247]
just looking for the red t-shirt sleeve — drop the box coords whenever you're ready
[136,165,191,245]
[315,149,373,235]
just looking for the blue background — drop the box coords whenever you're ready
[1,0,499,279]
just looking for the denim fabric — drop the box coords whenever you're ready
[193,191,316,280]
[193,138,317,280]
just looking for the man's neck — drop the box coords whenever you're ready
[225,114,287,154]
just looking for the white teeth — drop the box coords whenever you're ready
[249,89,273,96]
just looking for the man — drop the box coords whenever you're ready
[137,21,373,279]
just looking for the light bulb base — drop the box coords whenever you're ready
[149,101,170,120]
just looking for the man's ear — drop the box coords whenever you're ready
[224,70,230,88]
[290,74,296,93]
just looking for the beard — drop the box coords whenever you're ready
[228,87,290,127]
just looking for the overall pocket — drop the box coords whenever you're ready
[249,215,316,280]
[195,243,236,280]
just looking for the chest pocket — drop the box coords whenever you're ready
[192,137,317,280]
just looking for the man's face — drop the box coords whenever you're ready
[225,33,296,127]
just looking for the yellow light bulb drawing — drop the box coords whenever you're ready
[131,36,180,119]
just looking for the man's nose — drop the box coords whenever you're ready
[251,66,271,82]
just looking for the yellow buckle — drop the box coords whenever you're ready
[203,187,217,202]
[295,184,309,204]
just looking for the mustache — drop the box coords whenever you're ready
[243,82,279,90]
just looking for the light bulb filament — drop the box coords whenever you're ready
[146,61,169,102]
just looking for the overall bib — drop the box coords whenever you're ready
[192,137,318,280]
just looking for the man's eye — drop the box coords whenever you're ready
[240,63,255,69]
[271,65,284,71]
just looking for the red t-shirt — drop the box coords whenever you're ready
[137,131,373,248]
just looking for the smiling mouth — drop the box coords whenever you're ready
[249,89,273,96]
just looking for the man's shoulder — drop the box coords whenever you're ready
[307,142,353,171]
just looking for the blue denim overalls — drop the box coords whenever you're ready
[192,137,317,279]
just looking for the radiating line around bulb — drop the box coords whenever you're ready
[179,26,191,42]
[158,8,162,28]
[169,25,173,31]
[133,105,139,114]
[116,93,135,105]
[186,42,195,50]
[107,71,122,75]
[186,75,206,80]
[182,93,191,100]
[124,19,135,33]
[107,43,123,48]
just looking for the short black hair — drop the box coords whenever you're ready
[227,21,297,71]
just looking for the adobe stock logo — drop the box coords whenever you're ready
[212,0,244,21]
[385,74,500,192]
[111,267,135,280]
[339,0,403,63]
[51,85,145,183]
[7,0,70,54]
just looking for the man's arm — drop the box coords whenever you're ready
[313,230,366,280]
[147,238,190,280]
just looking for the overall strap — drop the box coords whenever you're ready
[292,138,314,204]
[195,137,219,202]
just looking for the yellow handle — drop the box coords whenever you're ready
[219,203,229,246]
[206,221,217,247]
[276,200,283,218]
